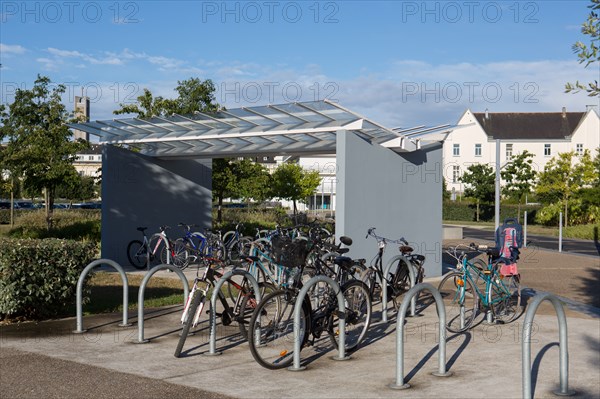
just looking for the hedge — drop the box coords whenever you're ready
[443,202,542,224]
[0,238,97,320]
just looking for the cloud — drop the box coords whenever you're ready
[0,43,27,55]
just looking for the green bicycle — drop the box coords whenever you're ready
[438,244,522,333]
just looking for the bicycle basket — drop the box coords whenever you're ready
[271,236,309,268]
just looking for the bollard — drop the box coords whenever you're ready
[288,275,349,371]
[137,264,189,343]
[558,212,563,253]
[522,293,575,398]
[524,211,528,248]
[75,259,130,333]
[206,270,261,356]
[382,255,417,322]
[389,283,452,390]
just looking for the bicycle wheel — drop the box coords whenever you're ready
[437,271,478,332]
[174,289,205,358]
[328,280,372,353]
[228,236,253,261]
[490,268,522,324]
[247,290,308,370]
[237,282,277,339]
[388,257,412,300]
[169,239,190,269]
[126,240,147,269]
[359,268,378,300]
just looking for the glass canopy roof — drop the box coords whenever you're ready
[69,100,452,158]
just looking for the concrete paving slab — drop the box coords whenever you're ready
[2,297,599,399]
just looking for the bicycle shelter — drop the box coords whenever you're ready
[70,100,450,276]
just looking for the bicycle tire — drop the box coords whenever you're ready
[237,282,277,339]
[174,290,205,358]
[438,271,478,332]
[389,257,412,300]
[247,290,309,370]
[328,280,372,353]
[126,240,147,269]
[490,266,522,324]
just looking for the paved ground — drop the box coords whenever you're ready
[1,242,599,399]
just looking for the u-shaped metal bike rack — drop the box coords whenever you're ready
[390,283,453,390]
[137,264,189,343]
[75,259,130,333]
[206,270,261,356]
[522,293,575,398]
[288,275,349,371]
[381,255,417,322]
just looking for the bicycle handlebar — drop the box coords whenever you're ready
[365,227,407,245]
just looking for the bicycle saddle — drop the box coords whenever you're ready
[334,256,353,270]
[137,227,147,232]
[399,245,414,254]
[337,248,350,254]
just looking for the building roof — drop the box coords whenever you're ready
[473,111,586,140]
[76,144,103,155]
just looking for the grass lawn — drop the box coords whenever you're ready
[83,272,189,315]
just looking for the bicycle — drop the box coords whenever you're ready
[222,223,253,261]
[361,228,426,308]
[247,235,372,369]
[126,226,187,269]
[175,224,226,269]
[174,257,261,357]
[438,244,522,333]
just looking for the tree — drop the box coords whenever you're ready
[212,158,237,223]
[114,77,219,117]
[56,175,97,203]
[0,75,88,228]
[232,159,272,204]
[460,163,495,221]
[271,162,321,217]
[565,0,600,96]
[536,151,596,227]
[501,150,537,222]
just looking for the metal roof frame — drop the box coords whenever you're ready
[69,100,453,158]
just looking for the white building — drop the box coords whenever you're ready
[73,144,102,178]
[443,107,600,194]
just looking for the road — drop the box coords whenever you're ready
[461,226,600,257]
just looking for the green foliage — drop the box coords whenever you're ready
[55,175,98,202]
[565,0,600,96]
[502,150,537,203]
[0,238,97,319]
[271,163,321,214]
[443,201,541,223]
[460,163,496,204]
[536,150,596,226]
[0,75,89,229]
[231,159,272,202]
[442,179,451,201]
[113,77,219,117]
[212,207,288,233]
[7,209,101,242]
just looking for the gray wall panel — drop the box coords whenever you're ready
[336,132,443,277]
[102,145,212,266]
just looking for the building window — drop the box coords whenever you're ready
[506,144,513,159]
[452,165,460,183]
[453,144,460,156]
[544,144,551,156]
[576,143,583,156]
[475,144,482,157]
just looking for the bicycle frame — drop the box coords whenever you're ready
[454,250,513,309]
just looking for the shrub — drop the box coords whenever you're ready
[7,209,101,242]
[0,238,97,320]
[443,201,541,224]
[213,207,288,234]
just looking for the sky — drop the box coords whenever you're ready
[1,0,599,129]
